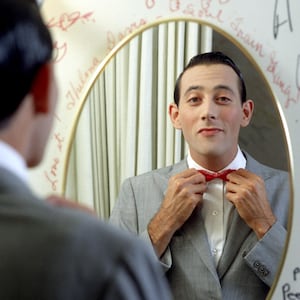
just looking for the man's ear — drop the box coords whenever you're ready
[241,99,254,127]
[30,63,51,113]
[169,102,182,129]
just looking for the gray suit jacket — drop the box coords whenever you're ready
[110,152,290,300]
[0,168,171,300]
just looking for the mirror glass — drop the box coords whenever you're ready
[63,20,289,221]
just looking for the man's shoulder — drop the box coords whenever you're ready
[244,151,289,180]
[30,196,149,260]
[126,159,188,182]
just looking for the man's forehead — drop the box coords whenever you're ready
[184,63,238,76]
[181,64,240,87]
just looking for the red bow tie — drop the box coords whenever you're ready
[198,169,235,182]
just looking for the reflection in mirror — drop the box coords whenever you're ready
[63,20,289,220]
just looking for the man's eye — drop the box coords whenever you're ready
[216,97,231,103]
[188,97,201,103]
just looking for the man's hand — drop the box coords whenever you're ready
[226,169,276,239]
[148,168,207,257]
[47,194,97,216]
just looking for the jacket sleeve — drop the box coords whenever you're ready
[102,236,172,300]
[243,220,287,287]
[109,177,173,273]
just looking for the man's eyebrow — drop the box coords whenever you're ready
[213,84,235,94]
[183,85,204,96]
[183,84,235,96]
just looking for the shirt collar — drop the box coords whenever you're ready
[0,140,28,183]
[187,146,246,172]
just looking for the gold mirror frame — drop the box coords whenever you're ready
[62,18,293,299]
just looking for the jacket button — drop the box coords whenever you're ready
[253,260,269,277]
[253,260,260,268]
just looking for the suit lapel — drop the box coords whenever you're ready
[151,160,187,195]
[217,209,251,278]
[217,151,269,278]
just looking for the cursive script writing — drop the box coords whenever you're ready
[54,132,64,152]
[47,11,95,31]
[273,0,293,39]
[145,0,155,9]
[266,52,300,108]
[144,0,230,12]
[144,0,228,22]
[185,1,225,23]
[231,18,265,57]
[106,18,147,52]
[65,57,100,110]
[44,158,60,191]
[47,11,95,64]
[168,0,227,23]
[169,0,180,11]
[53,41,68,64]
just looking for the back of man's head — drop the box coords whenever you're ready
[0,0,53,128]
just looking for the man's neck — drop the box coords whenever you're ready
[0,140,28,183]
[187,147,246,172]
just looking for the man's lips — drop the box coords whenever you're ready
[198,128,223,136]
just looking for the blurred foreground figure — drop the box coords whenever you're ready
[0,1,171,299]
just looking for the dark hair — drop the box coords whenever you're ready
[173,51,247,105]
[0,0,53,126]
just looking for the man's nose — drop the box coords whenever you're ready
[200,100,217,120]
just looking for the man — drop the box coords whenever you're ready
[109,51,290,299]
[0,1,172,299]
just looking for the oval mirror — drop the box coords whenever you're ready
[62,18,291,300]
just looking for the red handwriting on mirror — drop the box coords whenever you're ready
[198,0,224,22]
[169,0,180,11]
[54,113,62,123]
[47,11,95,32]
[47,11,95,64]
[54,132,64,152]
[43,128,65,191]
[168,0,226,23]
[145,0,155,9]
[266,52,300,108]
[106,18,147,52]
[44,158,59,191]
[231,18,265,57]
[52,41,67,64]
[66,56,100,110]
[146,0,230,12]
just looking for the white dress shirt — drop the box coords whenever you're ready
[0,140,28,184]
[187,147,246,266]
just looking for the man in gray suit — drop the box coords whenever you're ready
[0,1,172,299]
[110,52,290,299]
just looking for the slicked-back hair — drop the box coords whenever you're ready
[173,51,247,106]
[0,0,53,127]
